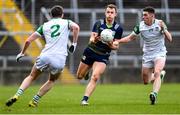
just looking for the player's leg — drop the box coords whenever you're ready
[81,62,106,105]
[5,65,42,107]
[19,65,42,91]
[152,57,166,92]
[142,57,158,105]
[76,61,91,80]
[76,48,93,80]
[142,56,155,84]
[141,67,154,84]
[142,67,157,105]
[29,55,65,107]
[29,72,61,107]
[150,57,166,105]
[141,57,154,84]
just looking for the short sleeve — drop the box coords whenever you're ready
[114,26,123,39]
[117,26,123,38]
[133,24,140,35]
[92,20,101,33]
[68,20,74,29]
[36,25,43,36]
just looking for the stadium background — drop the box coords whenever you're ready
[0,0,180,85]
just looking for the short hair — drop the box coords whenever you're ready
[50,5,64,18]
[105,4,117,13]
[143,6,155,14]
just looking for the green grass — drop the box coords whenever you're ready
[0,83,180,114]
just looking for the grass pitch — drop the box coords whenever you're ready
[0,83,180,114]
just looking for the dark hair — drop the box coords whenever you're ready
[106,4,117,13]
[50,5,64,18]
[143,6,155,14]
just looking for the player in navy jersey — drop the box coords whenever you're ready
[76,4,123,105]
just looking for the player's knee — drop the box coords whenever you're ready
[143,78,149,85]
[142,76,149,85]
[91,74,99,82]
[49,74,59,82]
[76,73,83,80]
[28,74,37,81]
[47,80,54,84]
[49,78,57,82]
[154,71,161,78]
[143,81,148,85]
[77,76,83,80]
[91,76,98,82]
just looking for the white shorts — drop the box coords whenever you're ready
[35,54,66,75]
[142,52,166,68]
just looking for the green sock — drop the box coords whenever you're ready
[32,94,41,103]
[15,88,24,96]
[153,92,158,97]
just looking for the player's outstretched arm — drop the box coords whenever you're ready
[117,33,137,44]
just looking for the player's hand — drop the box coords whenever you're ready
[159,20,167,32]
[113,41,119,47]
[90,36,100,43]
[16,52,25,62]
[95,36,100,41]
[68,42,77,54]
[107,40,119,50]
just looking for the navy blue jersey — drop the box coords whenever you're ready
[88,19,123,55]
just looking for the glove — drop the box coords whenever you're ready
[68,42,77,54]
[16,52,25,62]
